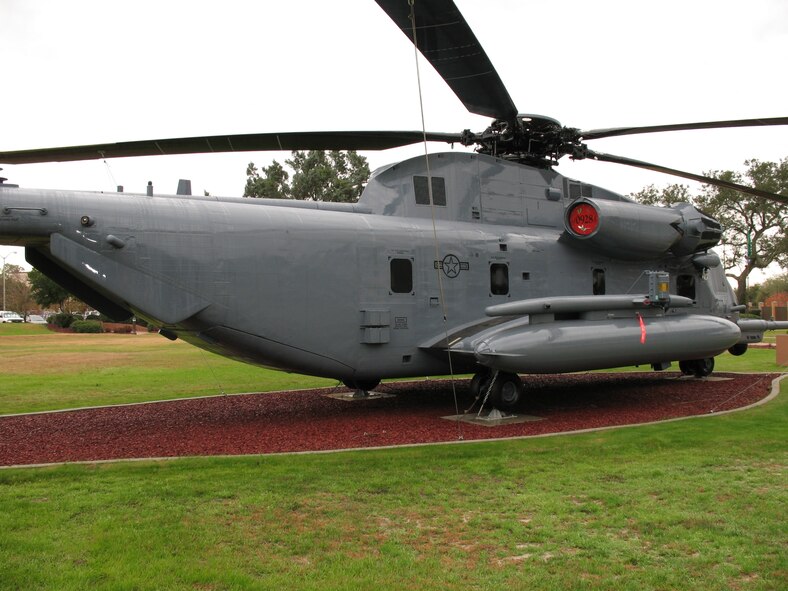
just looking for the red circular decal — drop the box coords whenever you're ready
[568,203,599,236]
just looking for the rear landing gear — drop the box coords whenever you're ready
[679,357,715,378]
[470,370,524,410]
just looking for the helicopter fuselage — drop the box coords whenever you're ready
[0,152,748,386]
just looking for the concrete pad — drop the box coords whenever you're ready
[443,409,544,428]
[324,390,396,402]
[675,376,733,382]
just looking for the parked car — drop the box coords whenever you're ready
[26,314,48,324]
[0,311,24,323]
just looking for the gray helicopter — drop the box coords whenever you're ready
[1,0,786,409]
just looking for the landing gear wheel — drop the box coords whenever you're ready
[489,372,523,410]
[679,358,714,378]
[692,357,714,378]
[469,370,493,400]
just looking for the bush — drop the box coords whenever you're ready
[71,320,103,333]
[48,312,77,328]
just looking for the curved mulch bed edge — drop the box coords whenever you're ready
[0,372,783,467]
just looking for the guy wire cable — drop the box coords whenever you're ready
[408,0,463,440]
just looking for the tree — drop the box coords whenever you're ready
[244,150,370,202]
[631,183,693,207]
[631,158,788,305]
[2,265,34,313]
[28,269,73,312]
[698,160,788,303]
[244,160,290,199]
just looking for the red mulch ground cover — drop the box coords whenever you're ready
[0,372,780,467]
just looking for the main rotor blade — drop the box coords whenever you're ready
[585,149,788,205]
[0,131,462,164]
[374,0,518,120]
[580,116,788,141]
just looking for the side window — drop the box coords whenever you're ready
[677,274,696,299]
[490,263,509,295]
[390,258,413,294]
[593,268,606,295]
[413,176,447,206]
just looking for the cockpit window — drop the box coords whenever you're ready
[677,274,696,299]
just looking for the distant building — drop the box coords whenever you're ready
[761,292,788,321]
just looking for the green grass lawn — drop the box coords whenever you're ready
[0,327,334,414]
[0,323,50,336]
[0,326,786,590]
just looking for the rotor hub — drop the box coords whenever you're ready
[462,114,585,167]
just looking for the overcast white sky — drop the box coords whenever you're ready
[1,0,786,278]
